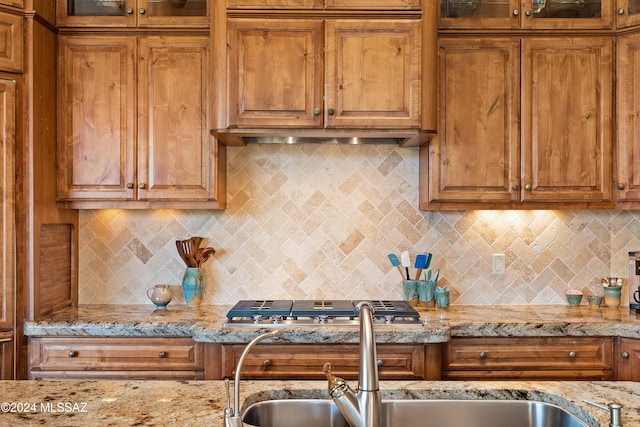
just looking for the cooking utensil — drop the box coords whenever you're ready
[387,254,405,279]
[414,253,427,280]
[400,251,411,280]
[424,253,433,270]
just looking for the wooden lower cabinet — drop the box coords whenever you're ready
[29,337,211,380]
[617,337,640,381]
[0,331,13,379]
[442,337,614,380]
[220,343,441,380]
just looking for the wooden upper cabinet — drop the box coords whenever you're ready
[137,36,218,203]
[615,33,640,206]
[325,20,421,129]
[57,35,225,208]
[57,36,136,202]
[439,0,612,29]
[616,0,640,28]
[224,18,421,130]
[56,0,208,28]
[227,19,323,128]
[0,11,23,73]
[521,37,613,205]
[423,38,520,208]
[422,36,613,209]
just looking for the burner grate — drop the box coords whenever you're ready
[226,300,293,318]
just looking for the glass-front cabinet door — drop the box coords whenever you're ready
[57,0,208,28]
[439,0,612,28]
[617,0,640,27]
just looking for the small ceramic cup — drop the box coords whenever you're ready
[587,295,603,309]
[566,294,582,307]
[603,286,621,309]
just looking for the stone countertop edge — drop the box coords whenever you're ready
[23,303,640,342]
[0,379,637,427]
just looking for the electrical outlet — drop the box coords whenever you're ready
[492,254,506,275]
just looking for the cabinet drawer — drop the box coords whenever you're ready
[0,11,22,72]
[29,337,203,377]
[443,337,614,380]
[222,344,425,380]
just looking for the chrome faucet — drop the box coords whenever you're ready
[225,330,281,427]
[323,301,381,427]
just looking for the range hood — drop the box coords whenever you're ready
[212,129,433,148]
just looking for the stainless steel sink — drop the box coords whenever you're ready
[242,399,589,427]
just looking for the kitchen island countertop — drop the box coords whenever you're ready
[23,304,640,343]
[0,379,637,426]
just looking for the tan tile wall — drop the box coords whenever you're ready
[78,144,640,306]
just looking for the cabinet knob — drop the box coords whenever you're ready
[525,9,532,16]
[568,351,576,358]
[126,183,134,189]
[68,351,77,358]
[158,352,166,358]
[262,359,271,367]
[313,108,320,116]
[513,9,519,16]
[139,8,146,14]
[622,352,629,359]
[512,185,519,191]
[479,352,486,359]
[138,183,146,189]
[618,7,625,14]
[328,108,335,116]
[617,183,625,190]
[376,359,383,367]
[525,184,532,190]
[126,7,134,14]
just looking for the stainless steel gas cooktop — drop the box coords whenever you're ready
[223,299,421,327]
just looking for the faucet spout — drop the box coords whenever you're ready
[324,301,381,427]
[225,330,281,427]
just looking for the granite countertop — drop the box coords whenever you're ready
[0,379,637,426]
[23,304,640,343]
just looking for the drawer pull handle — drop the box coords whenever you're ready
[376,360,383,367]
[622,352,629,359]
[479,352,486,359]
[568,351,576,358]
[158,352,166,358]
[68,351,77,358]
[262,359,271,367]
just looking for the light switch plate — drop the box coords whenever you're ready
[492,254,506,275]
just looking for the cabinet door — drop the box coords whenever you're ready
[0,332,13,380]
[617,338,640,381]
[616,0,640,27]
[0,79,14,331]
[521,0,612,30]
[521,37,613,205]
[137,0,208,28]
[57,0,207,28]
[56,0,136,27]
[0,11,23,72]
[57,36,136,201]
[615,33,640,205]
[439,0,521,29]
[226,19,323,128]
[422,38,520,208]
[137,36,216,201]
[325,19,421,129]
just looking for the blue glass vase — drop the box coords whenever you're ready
[181,267,204,307]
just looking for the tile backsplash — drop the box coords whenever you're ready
[78,144,640,306]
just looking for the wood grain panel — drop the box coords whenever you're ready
[0,10,23,72]
[38,224,73,315]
